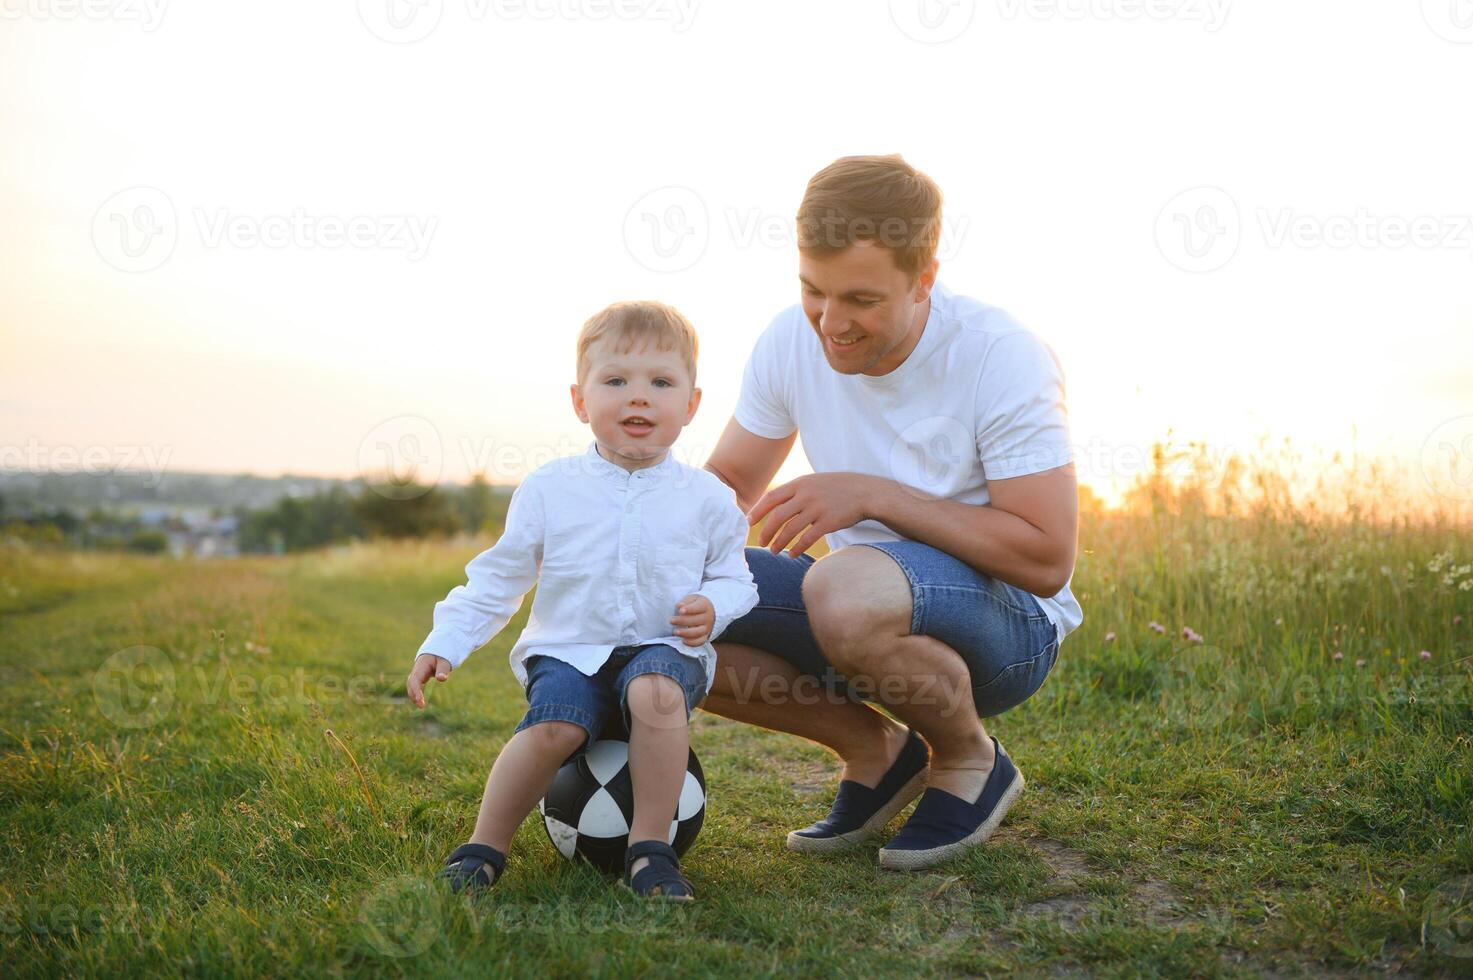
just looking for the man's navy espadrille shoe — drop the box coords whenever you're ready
[786,728,930,853]
[877,736,1023,871]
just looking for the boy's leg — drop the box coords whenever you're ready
[623,673,688,875]
[616,645,705,877]
[468,720,588,852]
[465,655,611,853]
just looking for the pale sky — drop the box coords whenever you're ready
[3,1,1471,508]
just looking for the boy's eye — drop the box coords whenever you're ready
[605,377,674,388]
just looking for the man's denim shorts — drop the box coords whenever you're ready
[514,643,707,748]
[717,541,1060,718]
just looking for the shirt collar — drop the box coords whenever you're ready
[581,440,679,481]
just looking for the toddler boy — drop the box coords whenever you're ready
[407,300,758,901]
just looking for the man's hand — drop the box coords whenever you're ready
[747,472,881,557]
[669,594,715,646]
[406,654,452,709]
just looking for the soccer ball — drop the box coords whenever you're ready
[538,739,707,873]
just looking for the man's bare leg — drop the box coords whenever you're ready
[801,547,997,804]
[703,640,910,788]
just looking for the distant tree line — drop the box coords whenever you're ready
[0,475,510,554]
[237,474,505,552]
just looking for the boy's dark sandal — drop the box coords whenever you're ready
[621,840,694,902]
[438,842,506,894]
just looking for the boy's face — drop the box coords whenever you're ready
[571,338,700,471]
[798,239,938,377]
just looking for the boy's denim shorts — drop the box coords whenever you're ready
[514,643,707,748]
[717,542,1060,718]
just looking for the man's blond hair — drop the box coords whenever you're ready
[576,300,699,387]
[796,154,944,281]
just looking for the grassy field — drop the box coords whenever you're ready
[2,488,1471,977]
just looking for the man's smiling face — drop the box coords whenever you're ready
[798,240,938,377]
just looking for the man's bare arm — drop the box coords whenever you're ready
[702,417,797,514]
[867,463,1078,597]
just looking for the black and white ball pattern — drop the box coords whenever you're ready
[539,739,706,873]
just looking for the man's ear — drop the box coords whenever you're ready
[913,257,940,302]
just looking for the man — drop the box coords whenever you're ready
[701,154,1081,870]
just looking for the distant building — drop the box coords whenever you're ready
[165,512,240,559]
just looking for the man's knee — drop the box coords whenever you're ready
[803,547,912,659]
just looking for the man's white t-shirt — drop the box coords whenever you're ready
[733,282,1083,646]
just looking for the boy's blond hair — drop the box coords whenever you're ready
[576,300,699,387]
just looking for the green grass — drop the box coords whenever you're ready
[2,503,1471,978]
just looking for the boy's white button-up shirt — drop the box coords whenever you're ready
[416,441,760,693]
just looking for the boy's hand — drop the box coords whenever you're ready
[406,654,452,709]
[669,594,715,646]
